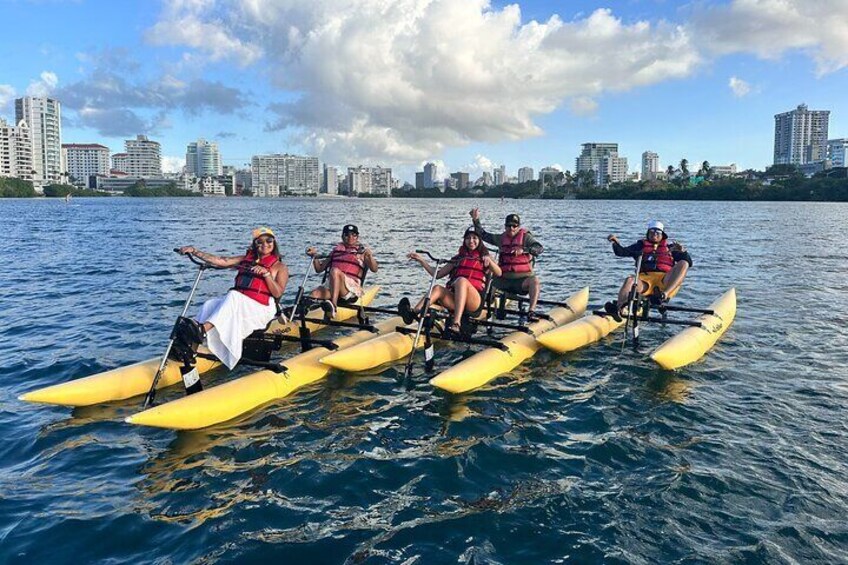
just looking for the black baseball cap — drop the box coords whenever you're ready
[504,214,520,226]
[464,226,480,237]
[342,224,359,236]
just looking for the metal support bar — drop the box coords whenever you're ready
[658,305,715,315]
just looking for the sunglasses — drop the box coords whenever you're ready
[343,232,359,237]
[505,223,519,228]
[255,237,275,245]
[647,229,663,236]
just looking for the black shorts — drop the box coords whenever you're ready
[492,276,536,295]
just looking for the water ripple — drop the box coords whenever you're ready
[1,198,847,563]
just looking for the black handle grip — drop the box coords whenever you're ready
[415,250,444,264]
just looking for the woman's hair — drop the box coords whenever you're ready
[460,233,490,257]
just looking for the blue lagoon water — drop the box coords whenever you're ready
[1,197,847,563]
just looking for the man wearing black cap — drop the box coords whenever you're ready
[306,224,378,317]
[470,207,544,320]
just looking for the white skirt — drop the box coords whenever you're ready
[196,290,277,369]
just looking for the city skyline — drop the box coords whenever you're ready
[1,1,847,182]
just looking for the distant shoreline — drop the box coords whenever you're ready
[4,170,848,201]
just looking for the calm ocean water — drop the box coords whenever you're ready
[1,197,847,563]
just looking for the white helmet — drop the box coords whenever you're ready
[646,220,665,233]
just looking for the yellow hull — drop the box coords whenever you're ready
[319,326,414,371]
[535,313,624,354]
[429,287,589,394]
[19,287,380,407]
[125,315,403,430]
[650,288,736,370]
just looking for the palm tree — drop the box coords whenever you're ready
[679,159,689,177]
[700,160,712,179]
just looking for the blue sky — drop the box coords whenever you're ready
[1,0,846,182]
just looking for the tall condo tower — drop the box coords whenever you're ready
[773,104,830,166]
[641,151,659,181]
[186,139,223,176]
[124,135,162,176]
[15,96,62,190]
[576,143,628,188]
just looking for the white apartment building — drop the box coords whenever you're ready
[774,104,830,166]
[186,139,222,177]
[323,165,338,194]
[112,153,129,173]
[493,165,506,186]
[0,118,33,181]
[576,142,628,187]
[827,139,847,168]
[251,153,320,196]
[15,97,62,191]
[183,175,231,196]
[710,164,738,177]
[122,135,162,176]
[62,144,110,187]
[641,151,659,181]
[517,167,534,184]
[347,165,393,196]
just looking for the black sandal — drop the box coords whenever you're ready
[398,297,417,325]
[604,301,623,323]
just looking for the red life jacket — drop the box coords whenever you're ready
[641,239,674,273]
[499,228,533,274]
[449,247,487,292]
[329,243,365,280]
[233,249,279,305]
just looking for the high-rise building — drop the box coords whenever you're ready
[576,142,628,187]
[423,162,438,188]
[641,151,659,181]
[450,171,469,190]
[493,165,506,186]
[250,153,320,196]
[112,153,129,173]
[62,144,110,187]
[15,96,62,191]
[347,165,392,195]
[323,165,338,195]
[774,104,830,166]
[123,135,162,176]
[185,139,222,177]
[517,167,534,184]
[0,118,33,181]
[828,139,847,168]
[415,172,425,190]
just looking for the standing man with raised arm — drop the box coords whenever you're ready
[470,208,544,320]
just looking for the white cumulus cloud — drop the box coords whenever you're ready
[0,85,15,110]
[147,0,848,164]
[691,0,848,76]
[162,155,185,174]
[150,1,702,165]
[728,76,751,97]
[26,71,58,97]
[569,96,599,116]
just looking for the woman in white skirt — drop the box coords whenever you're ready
[178,227,289,369]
